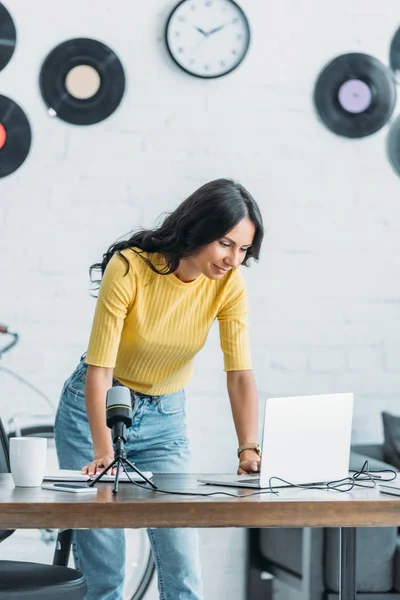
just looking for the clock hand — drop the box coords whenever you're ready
[207,20,235,35]
[193,25,209,37]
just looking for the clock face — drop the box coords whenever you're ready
[165,0,251,79]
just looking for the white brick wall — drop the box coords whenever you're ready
[1,1,400,598]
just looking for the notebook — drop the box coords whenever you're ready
[44,469,153,483]
[379,482,400,497]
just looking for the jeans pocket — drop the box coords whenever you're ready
[158,390,186,415]
[66,362,87,397]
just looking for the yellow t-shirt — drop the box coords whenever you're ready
[85,249,252,395]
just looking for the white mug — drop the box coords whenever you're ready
[9,437,47,487]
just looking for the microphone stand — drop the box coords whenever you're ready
[88,423,158,495]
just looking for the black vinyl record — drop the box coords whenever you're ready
[39,38,125,126]
[389,26,400,82]
[0,3,16,72]
[0,94,32,178]
[314,53,396,138]
[387,114,400,177]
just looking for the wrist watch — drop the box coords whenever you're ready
[237,442,262,458]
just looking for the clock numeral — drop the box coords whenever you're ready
[204,64,210,71]
[232,17,239,24]
[204,0,212,6]
[178,15,187,22]
[220,60,226,67]
[237,34,243,40]
[175,31,181,38]
[178,47,184,53]
[231,49,237,55]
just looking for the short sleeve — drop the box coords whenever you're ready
[217,268,252,371]
[85,252,136,368]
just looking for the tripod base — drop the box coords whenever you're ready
[89,455,158,495]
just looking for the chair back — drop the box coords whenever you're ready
[0,417,14,542]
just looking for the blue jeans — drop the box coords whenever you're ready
[54,360,203,600]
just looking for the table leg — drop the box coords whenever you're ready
[339,527,356,600]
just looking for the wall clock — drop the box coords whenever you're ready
[165,0,250,79]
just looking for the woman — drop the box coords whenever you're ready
[54,178,264,600]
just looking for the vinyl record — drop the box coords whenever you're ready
[0,3,16,72]
[390,26,400,82]
[0,94,32,178]
[39,38,125,126]
[314,53,396,138]
[387,114,400,177]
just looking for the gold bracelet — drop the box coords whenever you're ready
[237,442,262,458]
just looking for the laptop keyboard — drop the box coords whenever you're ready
[235,476,260,484]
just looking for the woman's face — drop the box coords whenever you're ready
[193,217,256,280]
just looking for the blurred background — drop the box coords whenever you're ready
[1,1,400,599]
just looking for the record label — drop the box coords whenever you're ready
[337,79,372,114]
[0,95,32,178]
[0,3,16,72]
[0,123,6,149]
[314,53,396,138]
[39,38,126,126]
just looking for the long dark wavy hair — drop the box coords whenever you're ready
[90,178,264,285]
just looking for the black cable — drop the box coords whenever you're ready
[113,459,396,498]
[266,460,396,495]
[119,460,273,497]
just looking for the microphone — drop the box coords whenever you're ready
[106,386,132,444]
[89,384,157,493]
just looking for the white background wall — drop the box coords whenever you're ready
[1,1,400,598]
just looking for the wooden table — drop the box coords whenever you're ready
[1,472,400,600]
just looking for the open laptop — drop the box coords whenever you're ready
[198,392,354,489]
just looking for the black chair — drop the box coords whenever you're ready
[0,417,87,599]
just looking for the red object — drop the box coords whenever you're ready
[0,123,6,149]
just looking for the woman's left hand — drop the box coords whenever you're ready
[237,449,261,475]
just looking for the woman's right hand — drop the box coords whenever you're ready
[81,454,116,477]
